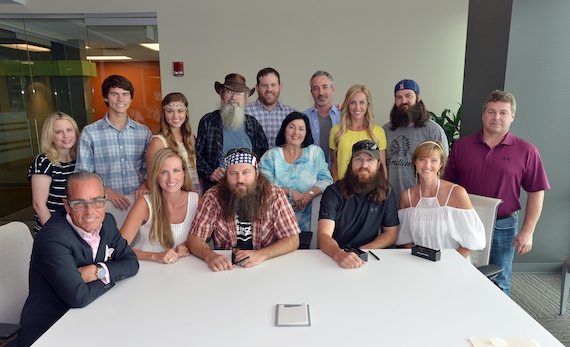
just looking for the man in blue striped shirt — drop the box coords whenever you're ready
[76,75,152,212]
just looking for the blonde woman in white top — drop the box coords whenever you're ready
[396,140,485,258]
[121,147,199,263]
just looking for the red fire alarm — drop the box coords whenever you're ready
[173,62,184,77]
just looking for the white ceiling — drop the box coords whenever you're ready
[0,18,159,61]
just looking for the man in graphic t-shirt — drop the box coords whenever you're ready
[187,147,299,271]
[382,79,448,206]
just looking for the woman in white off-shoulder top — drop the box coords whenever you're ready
[395,140,485,258]
[121,147,199,264]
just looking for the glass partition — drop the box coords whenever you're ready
[0,14,160,218]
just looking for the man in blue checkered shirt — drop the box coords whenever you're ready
[245,68,296,148]
[76,75,152,211]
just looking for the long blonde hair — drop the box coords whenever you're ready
[40,111,80,168]
[148,147,193,249]
[334,84,378,149]
[160,92,197,169]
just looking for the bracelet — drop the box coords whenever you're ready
[288,188,294,203]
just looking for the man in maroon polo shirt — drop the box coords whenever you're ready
[444,90,550,296]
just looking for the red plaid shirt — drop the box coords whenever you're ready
[189,185,300,250]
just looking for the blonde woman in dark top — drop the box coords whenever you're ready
[28,111,79,233]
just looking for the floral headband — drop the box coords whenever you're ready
[162,103,187,110]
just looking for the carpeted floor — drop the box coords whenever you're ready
[511,273,570,346]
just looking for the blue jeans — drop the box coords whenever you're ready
[489,212,519,296]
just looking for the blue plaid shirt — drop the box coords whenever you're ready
[245,98,295,148]
[76,114,152,195]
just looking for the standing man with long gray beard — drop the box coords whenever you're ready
[196,73,269,191]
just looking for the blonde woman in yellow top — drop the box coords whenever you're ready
[329,84,387,181]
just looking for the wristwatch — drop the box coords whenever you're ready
[308,190,315,199]
[95,263,107,280]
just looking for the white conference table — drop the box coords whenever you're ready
[33,249,563,347]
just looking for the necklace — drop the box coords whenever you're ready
[283,147,302,164]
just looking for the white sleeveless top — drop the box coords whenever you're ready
[132,193,199,252]
[153,134,202,195]
[396,180,485,251]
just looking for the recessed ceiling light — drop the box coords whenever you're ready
[87,56,132,61]
[140,43,159,51]
[0,43,51,52]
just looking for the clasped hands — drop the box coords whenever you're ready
[205,249,265,272]
[290,189,313,212]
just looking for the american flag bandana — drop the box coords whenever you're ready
[224,149,258,168]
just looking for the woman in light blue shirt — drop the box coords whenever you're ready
[259,112,332,231]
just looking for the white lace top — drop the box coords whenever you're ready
[396,180,485,251]
[132,193,199,252]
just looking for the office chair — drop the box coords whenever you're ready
[308,194,321,249]
[298,194,321,250]
[560,256,570,315]
[0,222,33,346]
[468,194,503,280]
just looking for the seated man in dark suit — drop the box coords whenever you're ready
[18,172,139,347]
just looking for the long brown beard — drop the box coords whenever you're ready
[218,174,272,222]
[235,186,261,221]
[341,163,389,204]
[344,168,380,194]
[388,100,428,130]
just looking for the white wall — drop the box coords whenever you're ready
[1,0,468,132]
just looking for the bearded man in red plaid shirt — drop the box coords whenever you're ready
[187,147,299,271]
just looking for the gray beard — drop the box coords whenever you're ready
[220,102,246,131]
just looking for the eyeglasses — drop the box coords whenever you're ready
[352,141,378,151]
[224,89,246,97]
[67,198,107,211]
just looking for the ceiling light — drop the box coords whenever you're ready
[0,43,51,52]
[140,43,159,51]
[87,56,132,61]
